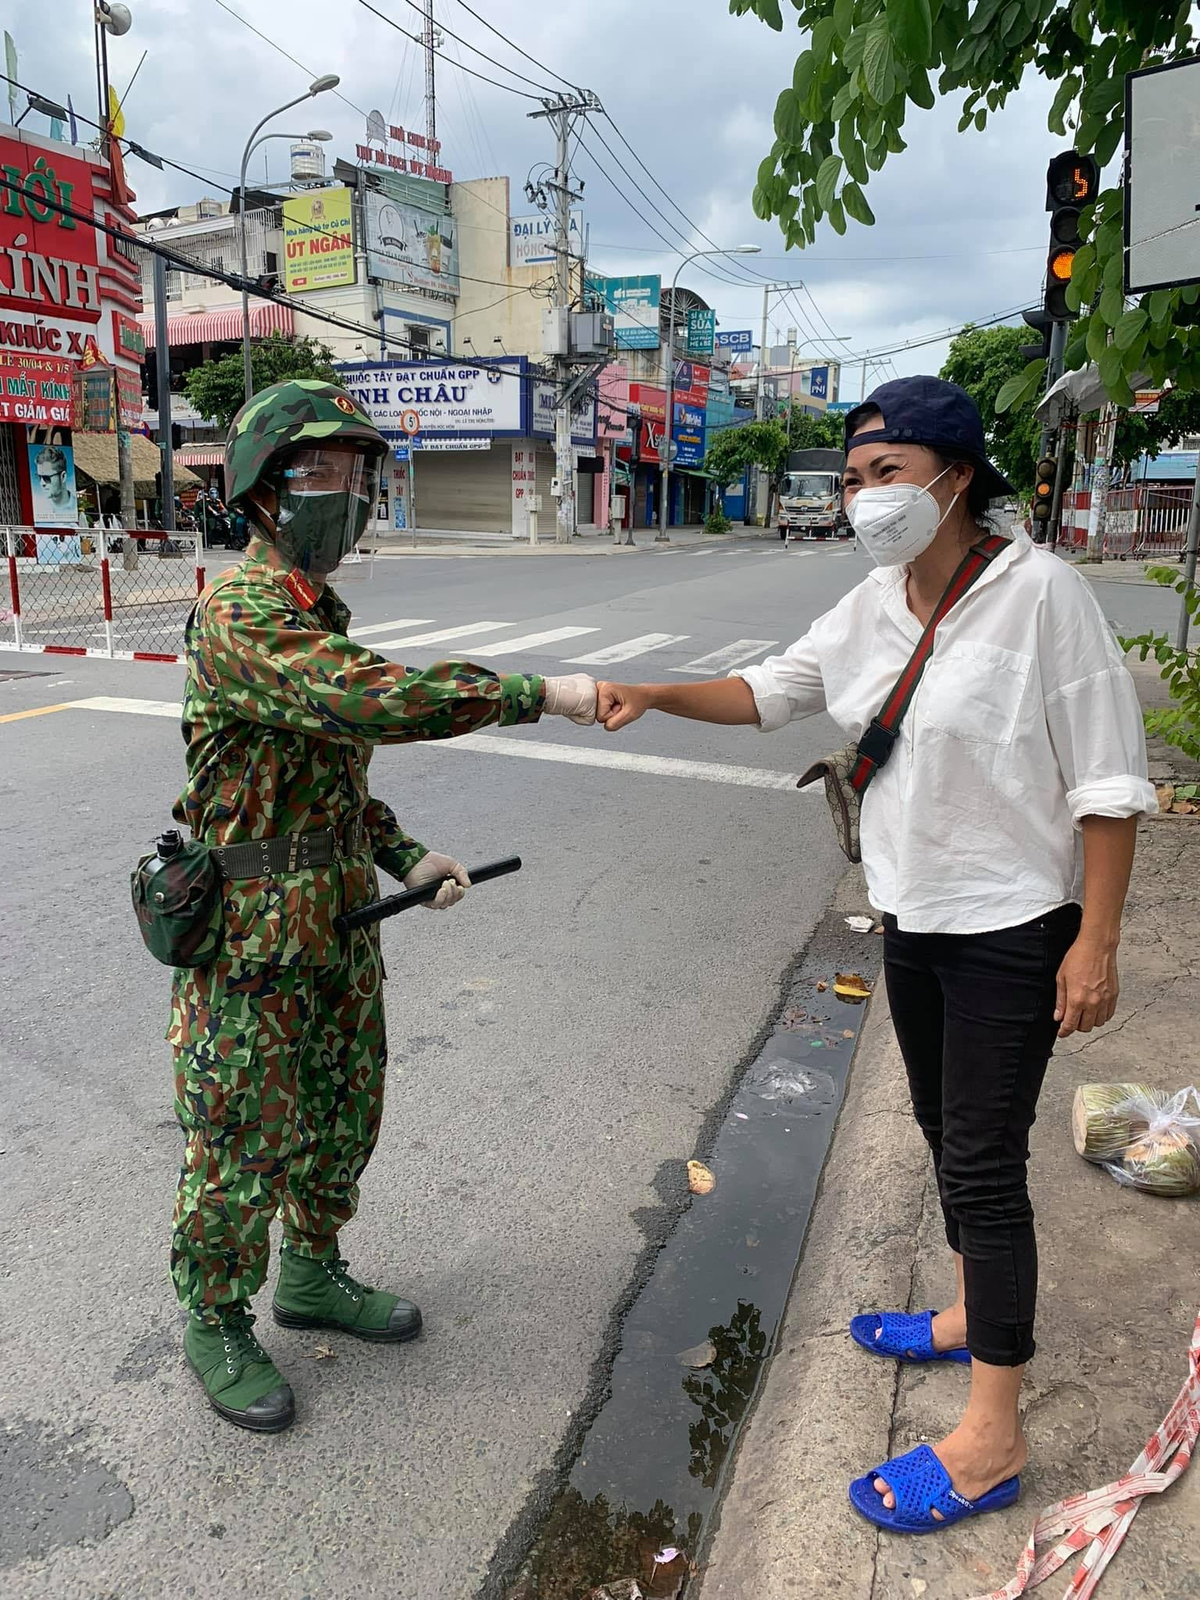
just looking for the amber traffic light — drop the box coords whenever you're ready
[1043,152,1100,321]
[1030,456,1057,522]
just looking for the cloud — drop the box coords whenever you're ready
[11,0,1073,381]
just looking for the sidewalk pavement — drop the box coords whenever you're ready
[699,668,1200,1600]
[363,523,774,555]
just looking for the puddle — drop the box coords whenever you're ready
[495,928,881,1600]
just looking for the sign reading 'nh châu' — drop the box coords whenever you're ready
[336,358,523,435]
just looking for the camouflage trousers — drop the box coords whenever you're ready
[168,937,385,1323]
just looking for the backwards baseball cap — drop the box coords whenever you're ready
[842,376,1015,500]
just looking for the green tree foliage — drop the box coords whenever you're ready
[1121,571,1200,764]
[703,418,791,485]
[183,333,339,430]
[939,323,1040,494]
[732,0,1200,407]
[782,404,845,451]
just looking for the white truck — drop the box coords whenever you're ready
[776,448,847,542]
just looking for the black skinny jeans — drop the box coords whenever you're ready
[883,903,1082,1367]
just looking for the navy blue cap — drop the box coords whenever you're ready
[843,376,1015,500]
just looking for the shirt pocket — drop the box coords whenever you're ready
[918,640,1032,747]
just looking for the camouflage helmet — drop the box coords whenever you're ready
[224,379,386,508]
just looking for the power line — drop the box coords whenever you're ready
[352,0,543,99]
[209,0,367,116]
[448,0,581,94]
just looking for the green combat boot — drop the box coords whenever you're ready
[272,1248,423,1343]
[184,1310,295,1433]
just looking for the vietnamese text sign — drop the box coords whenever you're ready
[364,192,459,295]
[283,187,355,293]
[0,351,73,425]
[531,379,596,444]
[671,360,710,467]
[510,209,583,267]
[686,308,715,357]
[716,329,753,351]
[337,359,522,435]
[74,364,115,431]
[589,274,660,350]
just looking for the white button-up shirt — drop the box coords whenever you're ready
[735,533,1157,934]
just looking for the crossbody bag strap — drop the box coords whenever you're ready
[849,533,1010,794]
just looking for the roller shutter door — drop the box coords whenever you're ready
[415,448,512,533]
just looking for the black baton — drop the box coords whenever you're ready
[334,855,523,933]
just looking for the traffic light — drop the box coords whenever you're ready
[1030,456,1057,523]
[1042,151,1100,321]
[1020,306,1051,364]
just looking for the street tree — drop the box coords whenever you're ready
[704,418,790,487]
[732,0,1200,409]
[184,333,339,430]
[782,405,844,452]
[939,323,1041,495]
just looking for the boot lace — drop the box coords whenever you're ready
[323,1256,369,1304]
[218,1310,269,1373]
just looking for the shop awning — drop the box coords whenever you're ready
[138,302,295,349]
[175,446,225,466]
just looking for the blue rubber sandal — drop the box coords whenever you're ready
[848,1443,1020,1533]
[849,1310,971,1365]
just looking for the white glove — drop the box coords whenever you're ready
[542,673,598,725]
[402,851,471,911]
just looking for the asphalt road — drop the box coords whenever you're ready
[0,537,1176,1600]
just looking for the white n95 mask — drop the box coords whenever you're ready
[847,466,958,566]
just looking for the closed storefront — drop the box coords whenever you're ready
[409,446,511,532]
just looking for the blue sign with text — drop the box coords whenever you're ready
[716,329,753,351]
[808,366,829,400]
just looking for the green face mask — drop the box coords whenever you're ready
[273,488,374,575]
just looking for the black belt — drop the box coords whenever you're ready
[212,818,366,880]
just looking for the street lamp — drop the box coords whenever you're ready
[657,245,760,543]
[239,78,340,402]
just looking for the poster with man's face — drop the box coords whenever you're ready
[29,442,78,527]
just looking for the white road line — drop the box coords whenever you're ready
[71,696,182,717]
[564,632,690,666]
[471,626,598,656]
[371,621,512,650]
[347,618,433,638]
[62,697,807,792]
[671,639,778,674]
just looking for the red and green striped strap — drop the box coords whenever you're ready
[849,533,1010,794]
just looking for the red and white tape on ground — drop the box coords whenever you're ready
[970,1307,1199,1600]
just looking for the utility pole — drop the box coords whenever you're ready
[528,92,602,545]
[1085,400,1118,564]
[153,252,175,534]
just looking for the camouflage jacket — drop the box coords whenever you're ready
[175,537,545,965]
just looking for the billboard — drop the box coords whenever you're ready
[686,308,715,357]
[716,329,753,351]
[588,274,660,349]
[672,361,710,467]
[336,358,522,436]
[28,437,77,526]
[364,192,459,295]
[807,365,829,401]
[0,352,74,426]
[531,379,596,445]
[511,209,583,267]
[283,186,355,292]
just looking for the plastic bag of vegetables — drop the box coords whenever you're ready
[1072,1083,1200,1197]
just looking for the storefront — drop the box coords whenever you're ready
[0,126,144,532]
[335,356,598,535]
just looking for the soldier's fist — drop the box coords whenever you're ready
[403,852,471,910]
[542,674,598,725]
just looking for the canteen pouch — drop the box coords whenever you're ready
[798,746,862,864]
[131,836,223,968]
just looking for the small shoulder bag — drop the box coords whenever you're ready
[797,534,1010,863]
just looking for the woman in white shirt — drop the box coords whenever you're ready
[595,377,1155,1535]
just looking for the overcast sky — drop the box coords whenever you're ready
[19,0,1082,393]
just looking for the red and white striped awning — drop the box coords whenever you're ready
[139,302,294,349]
[175,447,225,466]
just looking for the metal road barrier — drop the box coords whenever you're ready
[1059,486,1192,559]
[1,527,205,662]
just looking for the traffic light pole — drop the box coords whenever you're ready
[1037,320,1069,460]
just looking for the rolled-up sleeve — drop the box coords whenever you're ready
[731,631,825,733]
[1042,581,1158,826]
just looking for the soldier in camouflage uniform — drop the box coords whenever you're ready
[172,378,598,1432]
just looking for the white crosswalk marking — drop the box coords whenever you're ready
[347,618,433,638]
[371,621,512,650]
[564,632,691,666]
[671,639,777,674]
[471,626,599,656]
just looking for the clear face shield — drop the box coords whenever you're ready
[269,445,383,582]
